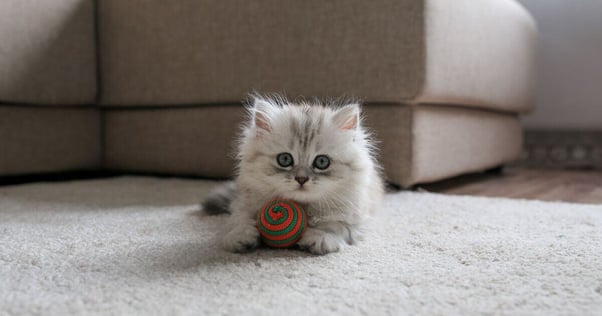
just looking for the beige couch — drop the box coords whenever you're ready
[0,0,537,187]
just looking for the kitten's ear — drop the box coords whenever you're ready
[333,103,360,131]
[252,98,274,133]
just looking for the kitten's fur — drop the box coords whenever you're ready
[203,95,384,255]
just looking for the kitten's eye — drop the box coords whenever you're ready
[313,155,330,170]
[276,153,294,168]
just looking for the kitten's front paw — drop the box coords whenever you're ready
[222,225,260,253]
[298,228,342,255]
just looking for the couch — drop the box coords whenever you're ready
[0,0,537,187]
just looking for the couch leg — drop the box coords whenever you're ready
[485,165,504,174]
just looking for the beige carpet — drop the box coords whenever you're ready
[0,177,601,315]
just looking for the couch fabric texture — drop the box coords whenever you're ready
[0,106,101,175]
[0,0,537,187]
[418,0,537,112]
[0,0,97,105]
[97,0,536,113]
[104,107,244,178]
[97,0,425,105]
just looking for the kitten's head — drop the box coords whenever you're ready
[237,95,374,203]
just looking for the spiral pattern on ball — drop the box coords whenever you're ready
[257,199,306,247]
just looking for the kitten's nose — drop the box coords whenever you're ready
[295,176,309,185]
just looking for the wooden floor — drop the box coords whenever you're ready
[420,168,602,204]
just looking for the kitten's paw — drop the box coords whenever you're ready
[222,225,260,253]
[298,229,342,255]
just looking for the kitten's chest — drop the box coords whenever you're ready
[303,203,342,225]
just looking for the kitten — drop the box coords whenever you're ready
[202,95,384,255]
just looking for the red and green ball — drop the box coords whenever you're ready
[256,199,307,248]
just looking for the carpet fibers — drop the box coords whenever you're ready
[0,177,601,315]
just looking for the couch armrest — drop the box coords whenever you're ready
[416,0,538,113]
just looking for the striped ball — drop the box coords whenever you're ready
[257,199,307,248]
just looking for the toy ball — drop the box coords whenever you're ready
[256,198,307,248]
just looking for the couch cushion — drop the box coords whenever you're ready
[102,104,521,187]
[103,106,245,177]
[405,105,523,186]
[0,0,97,105]
[361,104,522,186]
[0,106,101,175]
[97,0,424,105]
[98,0,536,113]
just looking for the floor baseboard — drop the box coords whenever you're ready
[513,130,602,170]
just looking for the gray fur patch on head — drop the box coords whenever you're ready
[234,94,383,216]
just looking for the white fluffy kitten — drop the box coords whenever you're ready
[203,95,384,255]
